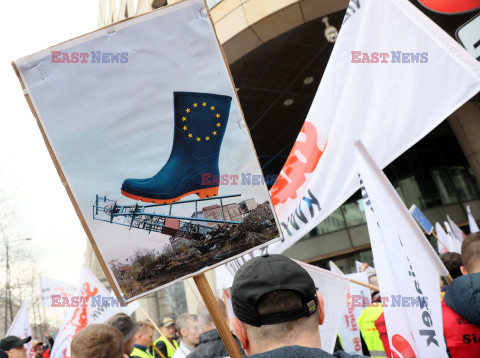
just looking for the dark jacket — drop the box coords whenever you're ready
[249,346,367,358]
[186,329,245,358]
[443,272,480,325]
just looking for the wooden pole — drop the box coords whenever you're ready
[193,273,242,358]
[431,229,448,252]
[139,307,167,358]
[348,278,379,292]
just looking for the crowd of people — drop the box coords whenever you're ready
[1,232,479,358]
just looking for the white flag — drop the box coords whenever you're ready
[354,139,449,358]
[435,222,461,254]
[7,302,34,358]
[50,265,139,358]
[215,260,349,353]
[446,214,466,242]
[221,0,480,273]
[39,276,77,307]
[443,222,463,254]
[329,262,370,354]
[467,205,479,233]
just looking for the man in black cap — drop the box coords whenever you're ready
[105,312,141,355]
[231,254,366,357]
[0,336,31,358]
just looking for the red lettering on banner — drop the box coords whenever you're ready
[270,122,326,206]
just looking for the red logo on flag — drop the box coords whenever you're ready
[270,121,326,206]
[391,334,417,358]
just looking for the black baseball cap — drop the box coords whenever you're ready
[105,313,141,343]
[232,254,318,327]
[0,336,31,350]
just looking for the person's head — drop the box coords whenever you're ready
[231,255,324,356]
[461,232,480,275]
[197,298,227,334]
[134,321,154,347]
[70,324,127,358]
[0,336,31,358]
[160,317,176,340]
[105,312,141,355]
[176,314,200,348]
[32,340,43,358]
[440,252,463,279]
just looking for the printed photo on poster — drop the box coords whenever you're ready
[14,0,282,301]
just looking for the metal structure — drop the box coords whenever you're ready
[93,194,243,237]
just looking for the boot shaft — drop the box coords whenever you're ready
[173,91,232,159]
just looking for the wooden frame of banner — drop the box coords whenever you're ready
[193,273,242,358]
[12,2,278,357]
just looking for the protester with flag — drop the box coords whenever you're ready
[442,232,480,357]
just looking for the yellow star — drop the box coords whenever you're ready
[182,116,187,121]
[202,102,207,107]
[215,113,220,118]
[183,126,187,131]
[216,123,221,127]
[186,108,190,113]
[193,103,198,107]
[205,136,210,141]
[210,106,215,111]
[196,137,201,142]
[188,133,193,138]
[212,131,217,136]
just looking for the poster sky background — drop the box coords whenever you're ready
[16,0,280,298]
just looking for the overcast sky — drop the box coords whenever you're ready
[2,1,99,287]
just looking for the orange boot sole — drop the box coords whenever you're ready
[121,186,219,204]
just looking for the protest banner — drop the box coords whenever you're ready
[216,0,480,277]
[7,302,34,358]
[50,265,139,358]
[436,222,461,254]
[12,0,281,305]
[467,205,479,233]
[329,262,370,355]
[447,214,466,242]
[39,276,77,307]
[355,139,449,358]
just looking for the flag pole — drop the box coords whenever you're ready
[431,229,448,252]
[193,273,242,358]
[139,307,167,358]
[430,229,453,284]
[348,278,379,292]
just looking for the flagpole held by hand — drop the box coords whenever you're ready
[139,306,167,358]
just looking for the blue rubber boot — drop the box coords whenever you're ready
[121,92,232,204]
